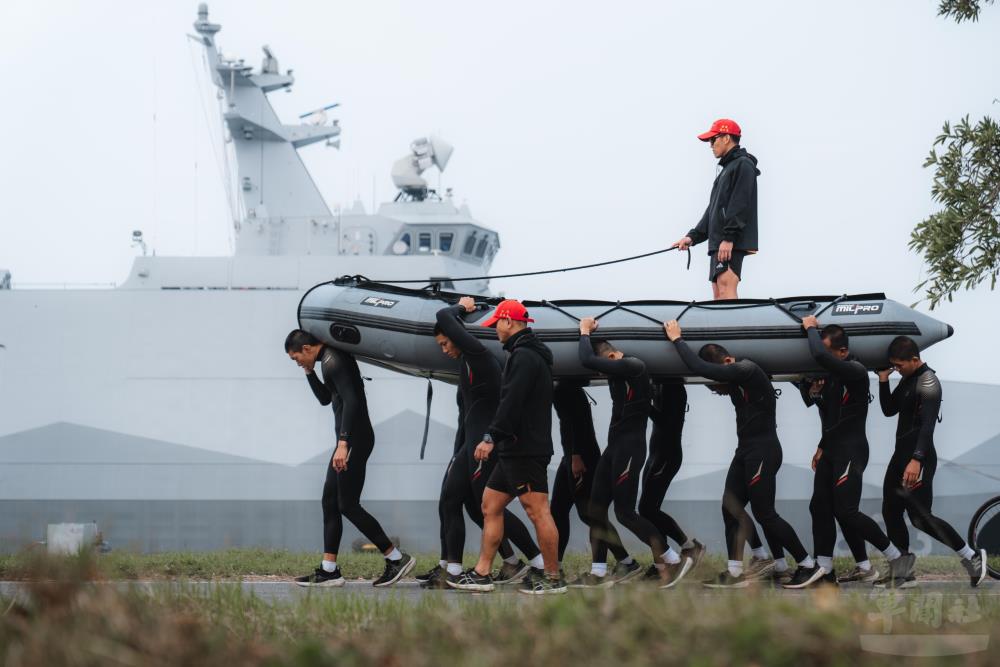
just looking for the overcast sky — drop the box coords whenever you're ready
[1,0,998,382]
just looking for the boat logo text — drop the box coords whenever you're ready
[361,296,399,309]
[831,303,883,316]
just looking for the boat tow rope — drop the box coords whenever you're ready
[419,377,433,460]
[363,245,691,285]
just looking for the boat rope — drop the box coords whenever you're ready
[363,245,691,284]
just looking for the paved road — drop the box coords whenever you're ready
[2,578,998,605]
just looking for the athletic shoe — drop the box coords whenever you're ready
[744,557,776,581]
[702,571,749,589]
[492,559,531,585]
[611,560,643,584]
[419,567,450,589]
[373,553,415,587]
[874,553,918,589]
[519,573,568,595]
[446,568,495,592]
[415,564,443,582]
[766,569,793,587]
[640,564,660,582]
[962,548,988,588]
[782,565,829,589]
[659,557,694,589]
[837,566,880,584]
[680,539,707,569]
[568,572,614,589]
[294,567,345,588]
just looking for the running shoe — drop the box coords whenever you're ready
[447,568,495,592]
[294,567,345,588]
[492,559,531,585]
[415,564,443,582]
[744,556,776,581]
[519,573,568,595]
[766,569,793,587]
[611,560,643,583]
[680,539,707,569]
[874,553,918,589]
[373,553,415,587]
[419,567,450,589]
[837,565,880,584]
[640,564,660,582]
[962,548,988,588]
[702,571,749,589]
[782,564,829,589]
[568,572,615,589]
[659,557,694,589]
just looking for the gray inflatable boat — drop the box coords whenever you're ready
[297,276,954,383]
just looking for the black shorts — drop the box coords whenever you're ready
[486,456,551,496]
[709,249,748,282]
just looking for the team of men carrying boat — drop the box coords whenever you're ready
[283,118,988,593]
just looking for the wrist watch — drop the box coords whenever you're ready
[482,433,493,444]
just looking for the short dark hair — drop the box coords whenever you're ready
[433,323,445,337]
[888,336,921,361]
[284,329,320,353]
[698,343,730,364]
[591,338,617,357]
[728,133,741,145]
[820,324,848,351]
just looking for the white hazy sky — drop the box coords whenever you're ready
[1,0,998,381]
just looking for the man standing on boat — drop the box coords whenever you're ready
[672,118,759,300]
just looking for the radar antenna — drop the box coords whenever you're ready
[390,136,454,201]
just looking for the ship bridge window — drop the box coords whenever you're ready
[439,232,454,252]
[418,232,432,252]
[463,233,477,255]
[475,237,489,258]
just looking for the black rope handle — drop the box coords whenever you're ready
[365,245,690,284]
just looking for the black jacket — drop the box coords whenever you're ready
[687,146,760,252]
[488,328,554,458]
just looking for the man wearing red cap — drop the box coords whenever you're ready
[447,299,567,594]
[672,118,760,300]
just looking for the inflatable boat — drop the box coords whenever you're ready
[297,276,954,384]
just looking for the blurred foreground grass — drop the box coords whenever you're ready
[0,548,993,580]
[1,552,999,666]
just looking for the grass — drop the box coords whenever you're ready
[2,553,1000,666]
[0,548,994,581]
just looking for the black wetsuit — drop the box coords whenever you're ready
[637,382,689,547]
[879,364,964,552]
[800,328,894,560]
[434,306,541,563]
[550,381,628,563]
[672,339,809,563]
[307,347,392,555]
[579,336,667,559]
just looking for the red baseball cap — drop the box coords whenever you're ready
[481,299,535,328]
[697,118,742,142]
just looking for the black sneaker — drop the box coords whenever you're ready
[568,572,614,589]
[611,560,643,583]
[782,564,828,589]
[659,557,694,589]
[837,565,880,584]
[492,559,531,585]
[373,553,415,587]
[640,564,660,582]
[294,567,345,588]
[744,557,776,581]
[702,571,749,589]
[415,564,443,582]
[519,573,568,595]
[680,539,707,569]
[874,553,918,589]
[446,568,495,592]
[419,566,451,589]
[962,548,988,588]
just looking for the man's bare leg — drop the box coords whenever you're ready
[519,491,560,577]
[716,269,739,300]
[474,487,513,576]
